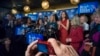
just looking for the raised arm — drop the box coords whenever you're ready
[60,20,69,31]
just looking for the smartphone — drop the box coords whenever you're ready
[37,40,55,55]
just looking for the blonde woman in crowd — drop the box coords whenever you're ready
[68,15,84,52]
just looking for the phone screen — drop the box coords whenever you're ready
[37,43,48,54]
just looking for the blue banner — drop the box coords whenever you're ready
[26,32,44,44]
[78,2,99,14]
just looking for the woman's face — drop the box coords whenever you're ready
[94,14,100,24]
[39,20,43,24]
[6,14,12,20]
[80,16,86,23]
[50,15,55,22]
[71,18,77,26]
[27,19,31,23]
[4,38,11,45]
[61,12,66,18]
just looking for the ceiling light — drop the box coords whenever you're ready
[23,5,30,12]
[11,9,17,14]
[70,0,80,5]
[41,0,49,9]
[54,10,57,13]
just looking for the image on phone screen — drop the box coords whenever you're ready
[37,43,48,54]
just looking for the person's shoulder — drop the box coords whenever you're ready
[66,19,69,21]
[65,19,69,23]
[84,23,89,26]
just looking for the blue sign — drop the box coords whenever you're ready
[15,13,23,19]
[78,2,99,14]
[66,8,78,19]
[28,13,38,21]
[26,32,44,44]
[15,27,25,35]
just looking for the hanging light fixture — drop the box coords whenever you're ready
[23,5,30,12]
[11,8,17,14]
[41,0,49,9]
[11,0,17,14]
[70,0,80,5]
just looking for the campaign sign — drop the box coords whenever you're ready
[26,32,44,44]
[15,27,25,35]
[78,2,99,14]
[66,8,78,19]
[28,13,38,21]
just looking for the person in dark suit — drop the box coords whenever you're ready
[0,20,6,39]
[2,13,15,39]
[0,38,13,56]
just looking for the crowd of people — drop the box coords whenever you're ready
[0,8,100,56]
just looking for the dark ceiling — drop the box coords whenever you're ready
[0,0,99,11]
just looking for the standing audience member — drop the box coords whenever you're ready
[47,14,58,39]
[13,17,30,56]
[89,11,100,56]
[90,14,96,30]
[68,16,83,52]
[47,14,58,30]
[58,11,69,44]
[0,38,13,56]
[0,20,6,39]
[44,16,48,26]
[25,38,79,56]
[36,18,45,33]
[26,18,33,28]
[2,13,15,39]
[25,17,33,32]
[80,15,89,39]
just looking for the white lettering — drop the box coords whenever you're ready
[79,4,96,13]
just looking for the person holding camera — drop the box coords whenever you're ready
[25,38,79,56]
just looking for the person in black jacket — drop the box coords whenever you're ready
[0,20,6,39]
[0,38,13,56]
[2,13,15,39]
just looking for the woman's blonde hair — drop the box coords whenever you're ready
[71,15,80,26]
[49,14,56,22]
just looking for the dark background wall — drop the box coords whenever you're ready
[0,8,10,19]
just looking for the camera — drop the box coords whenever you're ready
[37,40,55,55]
